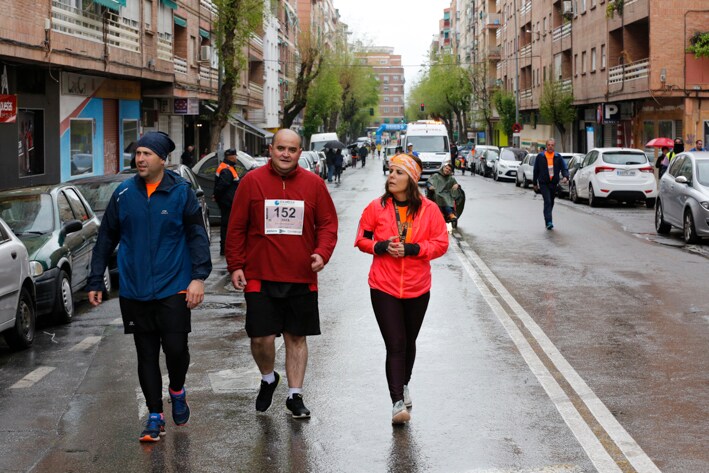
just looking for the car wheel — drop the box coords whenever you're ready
[570,183,580,204]
[655,201,671,234]
[515,175,521,187]
[3,287,35,350]
[54,270,74,324]
[645,197,656,209]
[493,169,498,181]
[522,176,529,188]
[683,210,699,244]
[589,185,600,207]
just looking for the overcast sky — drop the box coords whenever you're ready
[335,0,451,96]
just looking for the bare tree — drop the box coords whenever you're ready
[281,31,324,129]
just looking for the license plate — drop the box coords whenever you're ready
[617,170,635,176]
[510,171,517,176]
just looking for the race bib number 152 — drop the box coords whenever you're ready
[264,200,305,235]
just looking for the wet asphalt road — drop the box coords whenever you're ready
[0,160,707,473]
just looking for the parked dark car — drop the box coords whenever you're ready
[0,217,36,350]
[192,151,259,222]
[0,184,102,323]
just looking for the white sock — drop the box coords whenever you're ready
[262,372,276,384]
[288,388,302,399]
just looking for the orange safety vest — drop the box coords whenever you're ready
[216,162,239,180]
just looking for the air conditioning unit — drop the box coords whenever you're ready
[199,45,212,62]
[562,1,573,16]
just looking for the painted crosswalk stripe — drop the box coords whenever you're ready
[69,336,102,351]
[9,366,56,389]
[110,318,123,326]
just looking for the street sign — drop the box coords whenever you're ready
[512,123,522,133]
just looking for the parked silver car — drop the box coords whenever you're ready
[515,152,537,188]
[655,151,709,243]
[0,217,36,350]
[557,153,584,196]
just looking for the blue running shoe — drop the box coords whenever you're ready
[139,413,165,442]
[546,221,554,230]
[169,387,190,426]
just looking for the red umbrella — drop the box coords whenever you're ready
[645,137,674,148]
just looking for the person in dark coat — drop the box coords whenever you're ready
[325,147,337,183]
[357,145,369,168]
[214,149,240,255]
[333,149,344,183]
[181,145,195,167]
[532,138,569,230]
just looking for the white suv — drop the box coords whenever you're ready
[570,148,657,208]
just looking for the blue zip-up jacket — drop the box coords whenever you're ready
[86,170,212,301]
[532,151,569,186]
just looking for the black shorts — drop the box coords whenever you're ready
[244,291,320,338]
[119,294,191,334]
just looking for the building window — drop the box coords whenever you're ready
[383,107,389,113]
[383,86,389,91]
[574,54,578,76]
[70,119,94,177]
[542,17,546,34]
[591,0,597,8]
[582,51,587,74]
[144,0,153,30]
[393,86,399,92]
[591,47,597,72]
[393,97,399,103]
[580,0,586,13]
[122,120,139,170]
[379,59,387,65]
[393,75,399,81]
[18,109,45,177]
[601,44,606,69]
[384,97,390,102]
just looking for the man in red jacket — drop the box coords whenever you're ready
[225,129,338,419]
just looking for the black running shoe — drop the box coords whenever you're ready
[286,393,311,419]
[255,371,280,412]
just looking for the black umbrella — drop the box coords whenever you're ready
[324,140,345,149]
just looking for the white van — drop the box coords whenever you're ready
[401,121,450,179]
[309,132,339,152]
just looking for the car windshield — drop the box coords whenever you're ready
[501,152,518,161]
[407,136,449,153]
[298,158,310,169]
[485,150,499,160]
[75,182,122,214]
[0,194,54,235]
[602,152,647,165]
[696,161,709,186]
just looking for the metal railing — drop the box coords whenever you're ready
[560,78,572,91]
[200,0,218,16]
[608,58,649,85]
[51,0,139,52]
[519,44,532,58]
[157,33,173,61]
[199,65,218,83]
[520,1,532,15]
[249,82,264,95]
[552,23,571,42]
[520,88,533,100]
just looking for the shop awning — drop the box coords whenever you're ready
[161,0,177,10]
[93,0,126,11]
[229,114,274,139]
[199,28,210,39]
[174,15,187,28]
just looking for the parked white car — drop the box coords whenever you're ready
[557,153,585,196]
[493,147,525,181]
[570,148,657,207]
[0,217,36,350]
[515,152,537,188]
[655,151,709,243]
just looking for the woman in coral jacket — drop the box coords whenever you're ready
[354,154,449,425]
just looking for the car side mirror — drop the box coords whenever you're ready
[62,220,83,235]
[195,189,205,198]
[675,175,689,185]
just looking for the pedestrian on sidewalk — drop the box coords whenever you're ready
[325,147,337,183]
[532,138,569,230]
[181,144,195,167]
[226,129,338,419]
[214,148,240,255]
[358,144,369,168]
[354,154,449,425]
[333,148,344,183]
[86,131,212,442]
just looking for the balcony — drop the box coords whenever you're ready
[560,78,572,92]
[608,0,648,31]
[174,56,187,75]
[157,33,173,61]
[200,0,217,16]
[552,23,571,42]
[199,65,218,84]
[488,46,501,60]
[608,58,649,95]
[249,34,264,60]
[484,13,502,29]
[520,1,532,16]
[51,0,139,52]
[519,44,531,58]
[520,88,533,100]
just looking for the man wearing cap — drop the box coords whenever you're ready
[406,143,419,158]
[86,131,212,442]
[214,148,240,255]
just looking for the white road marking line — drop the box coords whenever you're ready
[451,242,622,473]
[9,366,56,389]
[110,318,123,326]
[464,465,584,473]
[209,337,285,393]
[69,336,102,352]
[458,242,661,473]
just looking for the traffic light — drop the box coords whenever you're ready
[420,103,425,112]
[369,108,374,116]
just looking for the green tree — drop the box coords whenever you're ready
[468,62,495,144]
[493,89,516,142]
[337,54,379,143]
[210,0,264,151]
[539,80,576,151]
[303,60,342,140]
[282,31,324,129]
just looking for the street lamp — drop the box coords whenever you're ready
[513,0,520,148]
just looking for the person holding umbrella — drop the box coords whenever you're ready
[324,140,345,183]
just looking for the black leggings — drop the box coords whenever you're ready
[133,332,190,414]
[370,289,430,403]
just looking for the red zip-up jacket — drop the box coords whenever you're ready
[355,197,449,299]
[225,162,338,284]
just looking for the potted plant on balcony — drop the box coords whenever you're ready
[687,32,709,59]
[606,0,624,19]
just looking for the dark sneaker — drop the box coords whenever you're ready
[139,413,166,442]
[255,371,281,412]
[169,388,190,426]
[392,400,411,425]
[286,393,311,419]
[546,221,554,230]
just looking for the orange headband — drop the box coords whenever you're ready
[390,154,422,182]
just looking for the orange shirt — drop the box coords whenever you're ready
[146,181,160,197]
[545,151,555,178]
[396,205,414,243]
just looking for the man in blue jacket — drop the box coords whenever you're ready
[532,138,569,230]
[86,131,212,442]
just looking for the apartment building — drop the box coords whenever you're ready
[356,47,406,135]
[495,0,709,152]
